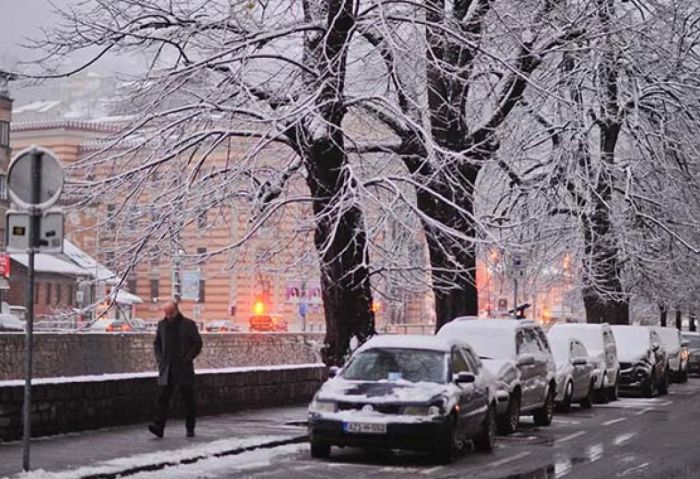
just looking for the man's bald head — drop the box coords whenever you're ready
[163,300,180,320]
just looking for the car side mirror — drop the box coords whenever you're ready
[573,357,588,366]
[517,354,536,366]
[328,366,340,378]
[652,344,660,352]
[454,372,476,384]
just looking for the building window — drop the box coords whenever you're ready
[0,121,9,147]
[196,247,207,264]
[46,283,52,305]
[67,284,74,306]
[127,275,137,293]
[106,204,116,230]
[198,279,205,303]
[197,211,207,228]
[150,278,159,302]
[34,283,40,304]
[0,174,7,201]
[55,284,62,305]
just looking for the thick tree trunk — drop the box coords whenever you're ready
[675,310,682,331]
[690,314,696,332]
[660,304,668,327]
[583,289,629,324]
[304,135,375,366]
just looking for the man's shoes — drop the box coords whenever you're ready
[186,430,195,438]
[148,424,164,438]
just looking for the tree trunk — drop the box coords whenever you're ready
[583,289,629,325]
[675,310,682,331]
[304,135,375,366]
[660,304,668,327]
[690,314,696,332]
[411,165,479,332]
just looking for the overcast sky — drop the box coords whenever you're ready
[0,0,55,70]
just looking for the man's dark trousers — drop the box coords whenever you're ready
[155,382,196,432]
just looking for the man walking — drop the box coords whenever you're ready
[149,300,203,438]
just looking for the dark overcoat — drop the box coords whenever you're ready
[153,314,203,386]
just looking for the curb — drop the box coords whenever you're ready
[81,434,309,479]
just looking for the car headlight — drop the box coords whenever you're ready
[308,398,337,414]
[402,405,442,416]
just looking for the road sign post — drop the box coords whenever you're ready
[6,146,64,473]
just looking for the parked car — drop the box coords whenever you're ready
[546,335,595,410]
[611,325,669,397]
[204,320,241,333]
[88,318,132,333]
[307,335,498,464]
[682,332,700,375]
[649,326,688,383]
[437,318,557,430]
[249,314,288,332]
[548,322,620,402]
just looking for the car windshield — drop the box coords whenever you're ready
[342,348,447,383]
[552,327,603,353]
[612,327,649,357]
[654,328,680,350]
[461,331,514,359]
[682,334,700,349]
[548,339,570,365]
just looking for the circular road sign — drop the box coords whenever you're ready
[7,145,64,210]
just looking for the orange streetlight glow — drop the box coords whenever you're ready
[253,300,265,315]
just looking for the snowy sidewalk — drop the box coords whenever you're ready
[0,405,309,479]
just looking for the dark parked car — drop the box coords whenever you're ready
[611,325,669,397]
[650,326,688,383]
[438,318,557,432]
[307,335,498,464]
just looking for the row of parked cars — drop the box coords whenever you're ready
[307,318,698,464]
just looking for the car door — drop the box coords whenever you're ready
[515,329,536,408]
[525,327,549,405]
[451,347,477,433]
[463,347,490,427]
[571,341,589,398]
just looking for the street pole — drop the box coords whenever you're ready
[513,277,518,319]
[22,151,41,471]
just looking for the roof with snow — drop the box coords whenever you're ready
[358,334,466,353]
[62,239,116,282]
[10,253,91,276]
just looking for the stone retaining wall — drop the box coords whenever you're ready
[0,365,325,441]
[0,333,324,381]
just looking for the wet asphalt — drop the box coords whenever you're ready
[194,377,700,479]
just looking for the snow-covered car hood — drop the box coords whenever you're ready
[617,352,649,364]
[316,377,456,405]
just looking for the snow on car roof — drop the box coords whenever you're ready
[550,323,608,331]
[358,334,463,353]
[448,318,535,329]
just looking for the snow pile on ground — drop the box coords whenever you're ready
[128,443,305,478]
[0,363,325,387]
[11,435,294,479]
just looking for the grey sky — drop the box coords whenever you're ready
[0,0,54,70]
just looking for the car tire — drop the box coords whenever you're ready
[643,373,657,398]
[432,416,458,465]
[559,381,573,412]
[497,390,521,435]
[580,380,594,409]
[658,370,669,395]
[607,377,619,402]
[310,441,331,459]
[533,385,555,427]
[474,405,497,453]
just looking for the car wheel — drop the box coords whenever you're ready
[558,381,573,412]
[533,385,555,427]
[474,405,497,453]
[643,373,657,398]
[658,370,669,395]
[607,377,619,402]
[310,441,331,459]
[432,415,458,465]
[497,390,521,435]
[580,380,594,409]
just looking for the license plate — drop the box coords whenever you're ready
[343,421,387,434]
